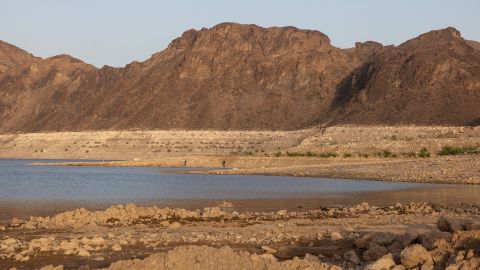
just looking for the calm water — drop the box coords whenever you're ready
[0,159,479,219]
[0,159,432,201]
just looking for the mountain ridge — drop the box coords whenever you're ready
[0,23,479,133]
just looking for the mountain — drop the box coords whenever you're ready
[0,23,479,133]
[330,27,480,126]
[0,40,37,73]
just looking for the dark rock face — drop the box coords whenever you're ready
[331,28,480,126]
[0,23,479,133]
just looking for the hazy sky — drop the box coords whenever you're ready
[1,0,479,67]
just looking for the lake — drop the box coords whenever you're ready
[0,159,479,220]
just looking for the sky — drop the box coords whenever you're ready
[1,0,479,67]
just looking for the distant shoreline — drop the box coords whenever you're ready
[1,126,479,185]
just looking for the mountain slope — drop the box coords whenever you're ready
[0,24,479,133]
[330,27,480,126]
[0,40,37,73]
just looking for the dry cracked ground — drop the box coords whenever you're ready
[1,202,480,270]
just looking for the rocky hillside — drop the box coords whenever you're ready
[0,41,37,73]
[331,28,480,126]
[0,23,479,133]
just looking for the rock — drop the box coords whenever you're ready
[39,265,64,270]
[23,220,37,229]
[9,217,24,227]
[356,233,374,248]
[344,250,360,264]
[29,237,53,252]
[437,217,465,232]
[365,253,397,270]
[259,253,277,261]
[92,255,105,261]
[3,237,18,246]
[111,244,122,251]
[330,231,343,241]
[400,244,433,269]
[83,244,95,251]
[76,248,90,257]
[332,254,342,260]
[14,253,30,261]
[91,236,106,246]
[168,222,182,229]
[275,209,288,216]
[372,232,397,246]
[400,231,421,248]
[303,253,321,263]
[419,231,452,250]
[0,225,5,231]
[261,246,277,254]
[363,242,389,261]
[387,240,404,258]
[465,220,480,231]
[466,250,475,259]
[201,207,226,218]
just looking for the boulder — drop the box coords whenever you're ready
[365,253,397,270]
[330,232,343,241]
[419,231,452,250]
[356,233,374,248]
[91,236,106,246]
[9,217,24,227]
[437,217,465,232]
[111,244,122,251]
[363,242,389,261]
[400,244,433,269]
[344,250,360,264]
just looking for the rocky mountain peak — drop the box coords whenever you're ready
[0,40,37,73]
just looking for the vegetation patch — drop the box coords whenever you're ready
[437,145,480,156]
[418,148,430,158]
[319,152,338,158]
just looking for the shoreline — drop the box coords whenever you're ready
[28,154,480,185]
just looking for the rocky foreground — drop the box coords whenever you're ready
[1,202,480,269]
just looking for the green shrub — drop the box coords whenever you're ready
[285,151,318,157]
[286,151,303,157]
[437,145,479,156]
[343,153,353,158]
[418,148,430,158]
[274,151,282,157]
[382,150,394,158]
[319,152,338,158]
[358,153,369,158]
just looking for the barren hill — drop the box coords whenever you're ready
[331,28,480,126]
[0,23,479,133]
